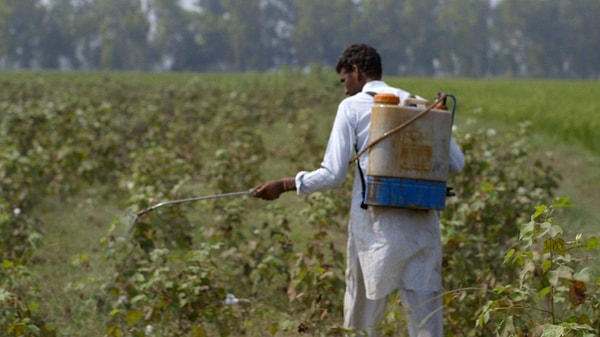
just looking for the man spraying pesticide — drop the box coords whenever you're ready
[252,44,465,337]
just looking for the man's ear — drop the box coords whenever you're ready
[352,64,363,80]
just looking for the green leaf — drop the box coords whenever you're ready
[541,259,552,272]
[106,326,122,337]
[27,301,40,313]
[547,265,574,286]
[552,197,573,208]
[584,237,599,250]
[539,324,564,337]
[126,310,142,326]
[492,285,512,294]
[27,323,41,335]
[538,221,553,238]
[519,261,536,286]
[533,204,548,219]
[0,288,13,303]
[476,308,490,327]
[510,289,527,302]
[503,248,515,264]
[539,286,552,297]
[1,260,14,269]
[500,315,515,337]
[8,322,27,336]
[574,267,592,283]
[520,221,535,241]
[548,225,563,238]
[544,238,566,255]
[480,181,495,192]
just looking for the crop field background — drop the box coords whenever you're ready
[1,71,599,337]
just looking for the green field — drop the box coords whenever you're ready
[1,71,598,336]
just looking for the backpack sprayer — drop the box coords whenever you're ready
[350,92,457,210]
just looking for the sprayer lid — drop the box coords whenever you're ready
[373,93,400,105]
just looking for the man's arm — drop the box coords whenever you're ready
[252,177,296,200]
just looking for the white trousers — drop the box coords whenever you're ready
[343,243,444,337]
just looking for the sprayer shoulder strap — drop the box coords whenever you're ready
[353,91,377,209]
[354,144,368,210]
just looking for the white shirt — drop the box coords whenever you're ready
[295,80,465,299]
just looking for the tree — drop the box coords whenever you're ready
[0,0,598,77]
[436,0,492,77]
[146,0,201,70]
[0,0,45,69]
[220,0,263,71]
[559,0,600,78]
[85,0,151,70]
[291,0,359,68]
[519,0,563,78]
[356,0,409,75]
[189,0,232,71]
[397,0,442,76]
[256,0,298,68]
[39,0,80,69]
[494,0,532,76]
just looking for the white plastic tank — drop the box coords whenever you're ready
[364,93,454,210]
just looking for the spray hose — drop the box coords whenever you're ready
[134,189,255,218]
[348,93,456,164]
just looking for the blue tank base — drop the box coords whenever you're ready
[364,176,447,210]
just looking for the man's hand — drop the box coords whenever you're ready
[252,177,296,200]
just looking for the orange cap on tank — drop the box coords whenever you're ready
[374,93,400,105]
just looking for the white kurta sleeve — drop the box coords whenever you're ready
[295,102,356,195]
[448,138,465,174]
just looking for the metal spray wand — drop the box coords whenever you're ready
[134,189,255,218]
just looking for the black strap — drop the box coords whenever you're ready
[407,94,417,107]
[355,91,378,209]
[355,144,368,209]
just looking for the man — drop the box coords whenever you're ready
[252,43,465,337]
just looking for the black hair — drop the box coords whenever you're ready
[335,44,382,79]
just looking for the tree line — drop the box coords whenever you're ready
[1,0,598,78]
